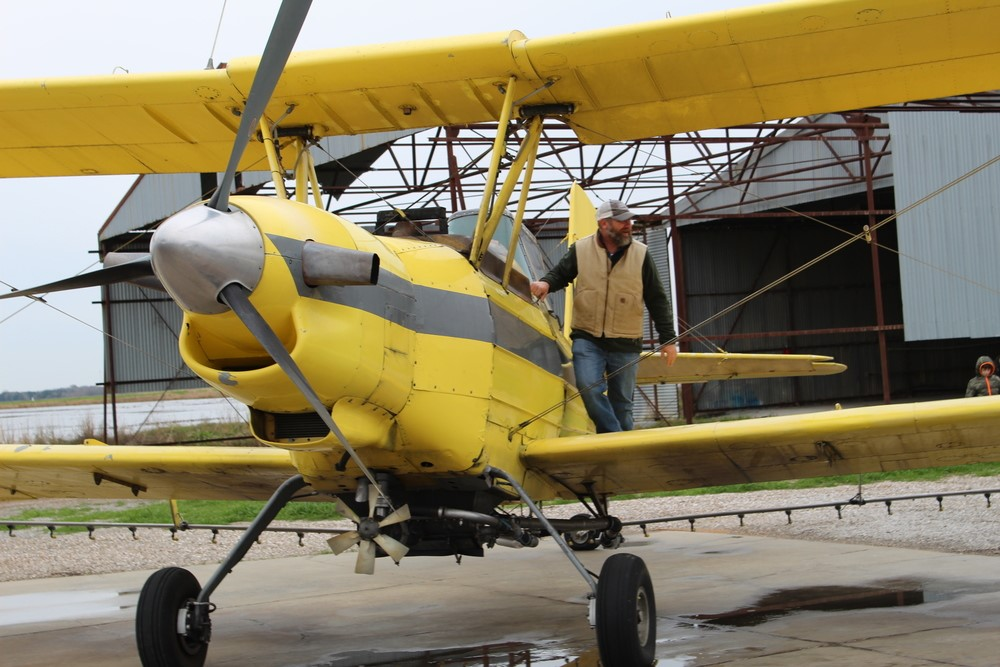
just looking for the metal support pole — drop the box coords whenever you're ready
[665,137,695,424]
[855,116,892,403]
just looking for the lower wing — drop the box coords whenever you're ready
[0,442,297,501]
[522,396,1000,498]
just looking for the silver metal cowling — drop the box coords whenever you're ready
[150,205,265,314]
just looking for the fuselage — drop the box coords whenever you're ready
[171,196,592,499]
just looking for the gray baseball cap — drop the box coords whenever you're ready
[596,199,633,221]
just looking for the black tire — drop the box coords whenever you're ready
[563,513,600,551]
[595,553,656,667]
[135,567,209,667]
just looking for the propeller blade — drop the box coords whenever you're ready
[356,540,376,575]
[208,0,313,212]
[378,504,411,529]
[374,534,410,564]
[368,485,379,519]
[102,252,165,291]
[0,256,154,300]
[334,498,361,524]
[327,531,360,555]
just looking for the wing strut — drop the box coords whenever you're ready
[469,76,517,266]
[470,114,544,271]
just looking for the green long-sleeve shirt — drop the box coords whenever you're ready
[540,242,676,353]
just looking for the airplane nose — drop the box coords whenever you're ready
[150,204,265,315]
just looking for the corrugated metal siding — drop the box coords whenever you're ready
[103,283,202,393]
[889,112,1000,341]
[676,114,893,222]
[101,173,204,239]
[637,225,679,423]
[681,219,889,411]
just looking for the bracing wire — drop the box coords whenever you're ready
[205,0,229,70]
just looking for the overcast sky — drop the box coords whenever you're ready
[0,0,765,392]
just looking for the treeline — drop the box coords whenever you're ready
[0,385,103,402]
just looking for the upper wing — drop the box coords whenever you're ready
[522,396,1000,498]
[637,351,846,384]
[3,0,1000,177]
[0,443,297,501]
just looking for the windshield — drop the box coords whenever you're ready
[446,210,552,282]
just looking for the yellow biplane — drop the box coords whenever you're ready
[4,1,1000,665]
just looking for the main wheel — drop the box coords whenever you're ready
[135,567,209,667]
[563,513,600,551]
[595,553,656,667]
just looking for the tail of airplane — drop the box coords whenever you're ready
[564,183,597,338]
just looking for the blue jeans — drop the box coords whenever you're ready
[572,337,639,433]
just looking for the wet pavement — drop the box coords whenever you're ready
[1,530,999,666]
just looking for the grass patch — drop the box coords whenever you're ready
[4,498,343,527]
[616,461,1000,500]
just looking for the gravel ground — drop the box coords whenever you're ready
[1,475,997,582]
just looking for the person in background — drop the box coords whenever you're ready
[530,199,677,432]
[965,355,1000,397]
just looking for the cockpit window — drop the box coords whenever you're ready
[446,210,551,282]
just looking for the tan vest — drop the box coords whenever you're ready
[573,234,647,339]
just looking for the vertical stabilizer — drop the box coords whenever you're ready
[564,184,597,337]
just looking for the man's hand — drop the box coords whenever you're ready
[529,280,550,301]
[663,343,678,367]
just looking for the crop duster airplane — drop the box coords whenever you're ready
[4,1,1000,665]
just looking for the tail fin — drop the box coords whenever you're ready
[564,184,597,337]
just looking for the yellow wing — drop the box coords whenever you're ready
[638,352,847,384]
[3,0,1000,177]
[0,442,297,501]
[522,396,1000,498]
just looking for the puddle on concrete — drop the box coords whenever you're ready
[307,641,602,666]
[687,583,925,627]
[0,589,134,626]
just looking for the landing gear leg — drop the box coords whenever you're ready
[484,467,656,666]
[134,475,309,667]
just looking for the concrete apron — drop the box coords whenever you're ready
[1,530,998,666]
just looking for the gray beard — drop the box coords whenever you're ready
[608,230,632,247]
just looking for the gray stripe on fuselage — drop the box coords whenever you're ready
[268,234,561,376]
[489,299,564,376]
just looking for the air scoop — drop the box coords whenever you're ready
[151,204,265,315]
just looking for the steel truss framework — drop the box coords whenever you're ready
[300,94,1000,234]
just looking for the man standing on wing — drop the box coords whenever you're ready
[530,200,678,433]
